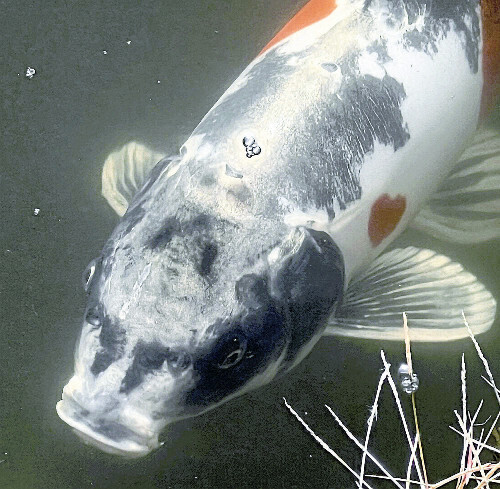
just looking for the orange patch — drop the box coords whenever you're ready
[368,194,406,247]
[480,0,500,120]
[259,0,337,56]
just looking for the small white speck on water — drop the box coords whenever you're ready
[102,50,107,55]
[215,30,219,33]
[304,412,308,415]
[126,40,131,45]
[33,208,40,216]
[25,67,36,79]
[157,80,161,84]
[309,454,313,458]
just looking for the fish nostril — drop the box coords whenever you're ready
[85,306,102,327]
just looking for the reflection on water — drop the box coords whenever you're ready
[1,0,499,487]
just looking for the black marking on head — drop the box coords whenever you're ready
[191,213,210,228]
[364,0,480,72]
[198,243,218,277]
[120,342,169,393]
[235,274,269,310]
[120,342,191,393]
[273,228,344,364]
[90,317,126,376]
[148,213,212,250]
[148,217,180,249]
[185,302,288,407]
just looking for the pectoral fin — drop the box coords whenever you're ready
[101,142,166,216]
[325,247,496,342]
[411,127,500,243]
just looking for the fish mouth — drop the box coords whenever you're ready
[56,395,160,458]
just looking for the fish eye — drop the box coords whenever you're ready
[217,334,248,369]
[82,258,99,292]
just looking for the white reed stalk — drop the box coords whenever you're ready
[457,354,468,489]
[283,398,376,489]
[367,474,422,486]
[431,463,500,489]
[358,362,390,489]
[455,403,488,486]
[482,376,500,399]
[324,403,405,489]
[449,425,500,457]
[406,434,420,489]
[462,312,500,406]
[482,410,500,455]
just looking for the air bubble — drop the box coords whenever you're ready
[398,363,419,394]
[242,135,261,158]
[242,136,255,147]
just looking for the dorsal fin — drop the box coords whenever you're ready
[259,0,337,56]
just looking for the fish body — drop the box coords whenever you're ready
[57,0,499,457]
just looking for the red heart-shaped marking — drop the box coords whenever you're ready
[368,194,406,247]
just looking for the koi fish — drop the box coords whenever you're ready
[57,0,500,457]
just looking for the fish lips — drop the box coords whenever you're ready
[56,394,161,458]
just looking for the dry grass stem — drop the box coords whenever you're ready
[285,313,500,488]
[404,312,428,486]
[283,397,376,489]
[462,311,500,406]
[359,362,391,488]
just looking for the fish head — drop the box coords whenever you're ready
[57,186,344,457]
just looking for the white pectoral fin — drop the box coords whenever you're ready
[411,127,500,243]
[325,247,496,342]
[101,142,166,216]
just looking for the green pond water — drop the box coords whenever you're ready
[1,1,499,488]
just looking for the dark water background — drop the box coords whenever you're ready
[1,1,499,487]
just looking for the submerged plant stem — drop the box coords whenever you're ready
[404,312,428,486]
